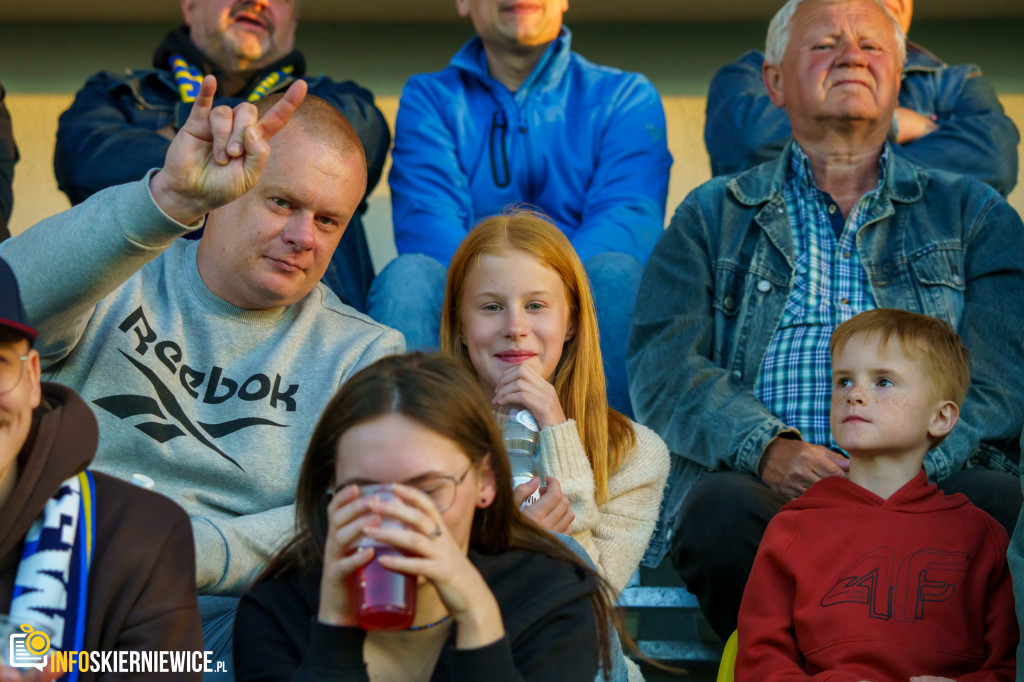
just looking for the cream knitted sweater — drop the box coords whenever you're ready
[538,419,670,596]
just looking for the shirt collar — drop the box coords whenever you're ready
[789,142,891,193]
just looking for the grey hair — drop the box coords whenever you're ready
[765,0,906,65]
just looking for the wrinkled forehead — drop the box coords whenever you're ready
[790,0,895,43]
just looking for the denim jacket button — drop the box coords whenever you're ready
[952,275,963,286]
[732,369,742,380]
[724,296,735,310]
[757,279,771,293]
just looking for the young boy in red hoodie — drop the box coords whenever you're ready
[737,309,1017,682]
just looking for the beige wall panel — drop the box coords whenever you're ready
[8,94,1024,270]
[8,95,72,236]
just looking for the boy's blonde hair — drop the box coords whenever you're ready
[831,309,971,408]
[439,208,635,505]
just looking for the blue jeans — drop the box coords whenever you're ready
[585,252,642,419]
[366,252,641,417]
[366,254,448,352]
[202,601,237,681]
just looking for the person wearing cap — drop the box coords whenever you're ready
[0,256,203,678]
[53,0,389,312]
[0,77,404,677]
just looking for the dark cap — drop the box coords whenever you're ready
[0,257,38,343]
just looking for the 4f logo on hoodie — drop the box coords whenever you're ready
[90,306,296,471]
[820,547,969,622]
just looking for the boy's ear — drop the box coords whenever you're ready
[928,401,959,440]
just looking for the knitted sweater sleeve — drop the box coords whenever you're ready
[537,420,669,595]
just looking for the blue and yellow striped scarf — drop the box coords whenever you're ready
[170,53,294,103]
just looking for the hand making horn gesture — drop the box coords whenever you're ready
[150,74,308,226]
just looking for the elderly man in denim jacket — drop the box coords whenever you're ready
[628,0,1024,641]
[53,0,389,312]
[704,0,1019,197]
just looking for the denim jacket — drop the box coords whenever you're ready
[53,31,390,311]
[704,45,1020,197]
[628,143,1024,564]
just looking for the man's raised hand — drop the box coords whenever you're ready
[150,75,308,225]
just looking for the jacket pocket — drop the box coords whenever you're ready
[711,260,748,318]
[908,243,966,326]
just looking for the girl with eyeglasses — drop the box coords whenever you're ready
[439,209,670,598]
[233,352,614,681]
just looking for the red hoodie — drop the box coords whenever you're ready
[736,471,1016,682]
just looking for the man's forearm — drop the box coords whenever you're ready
[0,176,195,363]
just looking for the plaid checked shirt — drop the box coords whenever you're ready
[753,144,888,447]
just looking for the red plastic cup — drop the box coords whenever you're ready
[349,485,417,630]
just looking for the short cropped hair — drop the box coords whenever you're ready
[831,309,971,407]
[765,0,906,66]
[256,92,366,169]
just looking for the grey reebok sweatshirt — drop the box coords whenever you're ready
[1,176,405,616]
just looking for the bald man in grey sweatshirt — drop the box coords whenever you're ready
[0,79,405,663]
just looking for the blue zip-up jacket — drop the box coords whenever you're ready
[704,46,1020,197]
[389,28,672,267]
[628,143,1024,565]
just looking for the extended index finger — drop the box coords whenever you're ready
[182,75,218,133]
[254,79,308,141]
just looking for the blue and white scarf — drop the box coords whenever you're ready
[10,471,95,681]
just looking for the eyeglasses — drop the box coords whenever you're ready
[332,464,474,514]
[0,349,29,394]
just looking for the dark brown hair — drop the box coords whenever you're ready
[259,352,614,669]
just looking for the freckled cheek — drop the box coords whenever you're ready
[874,392,909,419]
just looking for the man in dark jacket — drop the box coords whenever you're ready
[0,257,204,678]
[53,0,389,312]
[0,84,16,241]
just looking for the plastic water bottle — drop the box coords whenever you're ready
[496,405,541,508]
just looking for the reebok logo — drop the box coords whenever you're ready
[91,306,296,470]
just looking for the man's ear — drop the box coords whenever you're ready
[928,400,959,440]
[27,349,42,411]
[455,0,470,19]
[764,62,786,109]
[180,0,194,26]
[476,453,497,509]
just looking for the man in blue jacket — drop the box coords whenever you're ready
[53,0,389,312]
[704,0,1019,196]
[629,0,1024,642]
[374,0,672,416]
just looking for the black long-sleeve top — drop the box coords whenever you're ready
[233,548,600,681]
